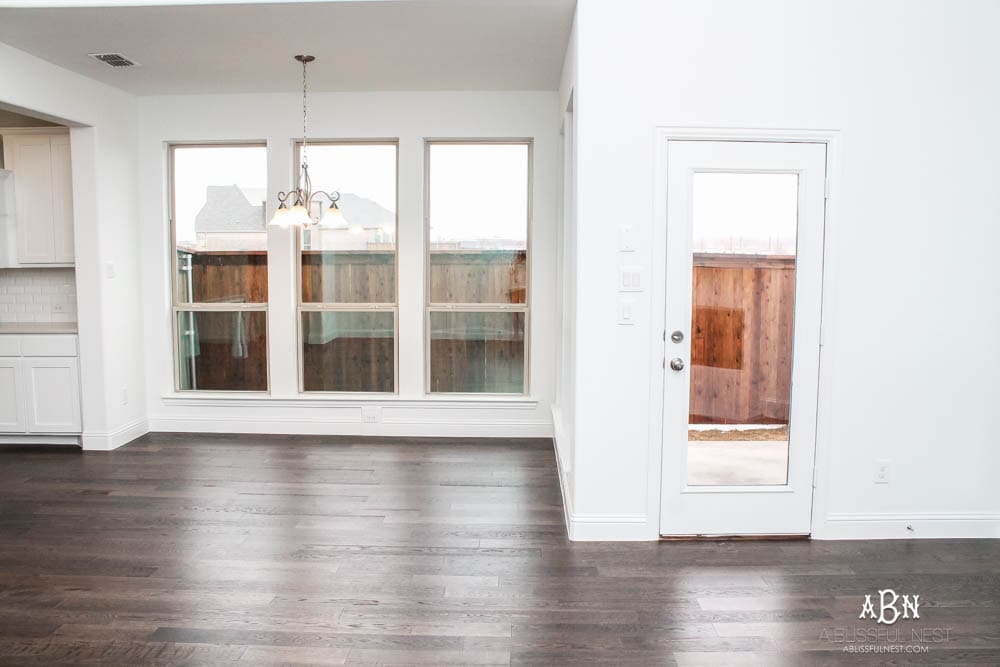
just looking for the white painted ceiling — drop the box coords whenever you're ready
[0,0,575,95]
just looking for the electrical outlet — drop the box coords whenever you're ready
[619,225,636,252]
[874,459,891,484]
[361,406,381,424]
[52,303,66,313]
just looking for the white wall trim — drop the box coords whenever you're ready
[649,126,841,539]
[81,418,149,451]
[0,434,80,446]
[148,416,551,438]
[552,433,573,539]
[160,395,539,410]
[550,404,571,474]
[816,512,1000,540]
[568,513,650,541]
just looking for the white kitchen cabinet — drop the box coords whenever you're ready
[0,358,26,432]
[0,334,81,435]
[23,357,81,432]
[0,129,75,266]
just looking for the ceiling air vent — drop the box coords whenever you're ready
[88,53,139,68]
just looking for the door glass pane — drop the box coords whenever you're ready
[428,144,528,304]
[176,310,267,391]
[686,173,798,486]
[301,311,394,392]
[172,145,268,304]
[429,311,525,393]
[299,143,397,304]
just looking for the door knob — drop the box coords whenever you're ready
[669,358,685,371]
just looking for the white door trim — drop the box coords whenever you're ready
[647,126,842,538]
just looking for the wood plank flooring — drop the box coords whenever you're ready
[1,433,998,665]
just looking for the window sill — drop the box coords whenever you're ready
[160,393,539,410]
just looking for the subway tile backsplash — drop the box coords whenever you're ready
[0,268,77,323]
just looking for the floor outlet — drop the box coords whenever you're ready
[361,406,381,424]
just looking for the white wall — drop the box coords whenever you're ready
[0,41,146,451]
[565,0,1000,539]
[137,91,561,437]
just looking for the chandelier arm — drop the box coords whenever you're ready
[309,190,341,204]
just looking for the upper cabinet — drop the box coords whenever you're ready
[1,130,75,267]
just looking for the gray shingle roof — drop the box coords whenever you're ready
[195,185,264,233]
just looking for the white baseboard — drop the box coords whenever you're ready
[147,416,552,439]
[81,418,149,451]
[552,433,573,538]
[550,404,571,475]
[0,434,80,446]
[815,512,1000,539]
[568,513,651,541]
[551,415,654,542]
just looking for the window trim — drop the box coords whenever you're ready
[167,141,271,393]
[292,138,401,395]
[423,138,533,396]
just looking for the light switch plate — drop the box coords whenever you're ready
[618,297,636,325]
[619,265,643,292]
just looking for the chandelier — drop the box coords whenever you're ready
[269,55,343,228]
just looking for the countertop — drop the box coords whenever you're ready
[0,322,78,334]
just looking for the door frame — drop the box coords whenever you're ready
[648,127,841,537]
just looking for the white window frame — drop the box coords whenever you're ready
[423,139,533,396]
[293,139,400,395]
[168,141,270,393]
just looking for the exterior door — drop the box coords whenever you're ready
[660,140,827,536]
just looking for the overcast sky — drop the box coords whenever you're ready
[693,172,799,254]
[172,143,528,246]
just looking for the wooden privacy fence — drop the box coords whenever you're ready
[690,253,796,425]
[178,249,526,392]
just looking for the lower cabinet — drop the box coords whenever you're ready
[0,335,82,434]
[0,358,26,432]
[23,357,82,432]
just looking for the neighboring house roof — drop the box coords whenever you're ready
[337,193,394,228]
[195,185,265,232]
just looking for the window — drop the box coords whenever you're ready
[170,144,268,391]
[426,141,530,394]
[297,141,398,392]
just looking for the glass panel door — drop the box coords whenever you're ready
[660,139,827,536]
[687,173,798,486]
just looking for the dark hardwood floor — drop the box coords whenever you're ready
[0,434,997,665]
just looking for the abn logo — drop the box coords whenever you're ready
[859,589,920,625]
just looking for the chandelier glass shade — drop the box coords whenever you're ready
[269,55,341,228]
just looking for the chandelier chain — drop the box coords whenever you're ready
[301,57,309,168]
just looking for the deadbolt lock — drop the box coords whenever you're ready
[670,330,684,343]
